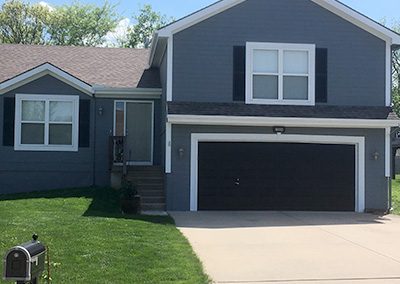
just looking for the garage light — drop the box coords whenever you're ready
[273,127,286,135]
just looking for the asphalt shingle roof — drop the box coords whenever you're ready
[0,44,160,88]
[168,101,398,120]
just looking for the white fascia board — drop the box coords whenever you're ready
[157,0,246,37]
[168,114,400,129]
[311,0,400,44]
[0,63,93,96]
[94,87,162,99]
[149,32,159,66]
[156,0,400,44]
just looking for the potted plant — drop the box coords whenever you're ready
[120,179,141,214]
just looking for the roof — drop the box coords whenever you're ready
[0,44,160,89]
[151,0,400,66]
[168,101,398,120]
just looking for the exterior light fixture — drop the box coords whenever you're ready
[178,148,185,158]
[273,126,286,135]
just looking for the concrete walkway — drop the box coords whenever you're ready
[170,211,400,284]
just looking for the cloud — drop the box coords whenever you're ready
[38,1,54,12]
[104,18,131,47]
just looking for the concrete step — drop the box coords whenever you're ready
[141,203,166,211]
[137,189,165,197]
[141,196,165,204]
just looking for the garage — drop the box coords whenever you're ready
[198,142,356,211]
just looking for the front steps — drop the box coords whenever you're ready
[118,166,166,211]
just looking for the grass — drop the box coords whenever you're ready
[393,176,400,215]
[0,187,209,284]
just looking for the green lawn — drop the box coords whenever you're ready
[0,187,209,284]
[393,177,400,215]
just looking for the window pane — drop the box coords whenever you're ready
[22,101,45,121]
[283,76,309,100]
[253,50,278,73]
[283,51,309,74]
[49,124,72,145]
[50,101,73,122]
[253,75,278,99]
[21,123,44,144]
[115,102,125,136]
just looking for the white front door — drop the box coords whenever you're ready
[114,101,154,165]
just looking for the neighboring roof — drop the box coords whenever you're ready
[168,102,398,120]
[0,44,160,89]
[151,0,400,65]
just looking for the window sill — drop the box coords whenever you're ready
[246,98,315,106]
[14,145,78,152]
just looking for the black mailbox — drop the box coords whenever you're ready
[3,235,46,283]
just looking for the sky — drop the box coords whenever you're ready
[20,0,399,23]
[1,0,399,45]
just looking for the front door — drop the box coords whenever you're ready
[114,101,154,165]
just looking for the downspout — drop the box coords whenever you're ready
[92,95,97,187]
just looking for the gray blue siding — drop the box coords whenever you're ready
[167,125,387,211]
[173,0,386,106]
[0,75,162,194]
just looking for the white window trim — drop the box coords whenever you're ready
[190,133,365,213]
[14,94,79,152]
[246,42,316,106]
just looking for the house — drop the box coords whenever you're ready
[1,0,400,213]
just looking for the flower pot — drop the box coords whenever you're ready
[120,195,141,214]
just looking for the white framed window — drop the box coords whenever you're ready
[14,94,79,152]
[246,42,316,106]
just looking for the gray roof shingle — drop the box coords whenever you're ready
[0,44,160,88]
[168,101,398,120]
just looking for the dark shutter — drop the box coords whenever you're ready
[315,48,328,103]
[79,99,91,148]
[3,97,15,146]
[233,46,246,102]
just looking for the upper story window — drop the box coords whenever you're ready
[15,94,79,152]
[246,42,315,106]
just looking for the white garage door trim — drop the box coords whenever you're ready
[190,133,365,212]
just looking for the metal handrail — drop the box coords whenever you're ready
[109,136,128,176]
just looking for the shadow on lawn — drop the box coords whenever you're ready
[0,187,173,225]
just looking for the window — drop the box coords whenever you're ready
[15,94,79,151]
[246,42,315,105]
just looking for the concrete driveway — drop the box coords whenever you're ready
[170,211,400,284]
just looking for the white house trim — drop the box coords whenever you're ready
[0,63,93,96]
[157,0,246,37]
[245,42,316,106]
[165,122,172,173]
[190,133,366,212]
[386,43,392,107]
[311,0,400,44]
[14,94,80,152]
[385,127,391,177]
[155,0,400,42]
[167,36,174,102]
[168,115,400,129]
[94,87,162,99]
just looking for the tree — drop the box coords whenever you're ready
[389,22,400,116]
[47,1,120,46]
[0,0,50,44]
[120,5,174,48]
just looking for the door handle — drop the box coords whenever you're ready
[235,178,240,186]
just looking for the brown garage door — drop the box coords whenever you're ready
[198,142,356,211]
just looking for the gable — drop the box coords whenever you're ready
[151,0,400,66]
[0,63,93,96]
[157,0,400,42]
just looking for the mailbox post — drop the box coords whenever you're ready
[3,235,46,284]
